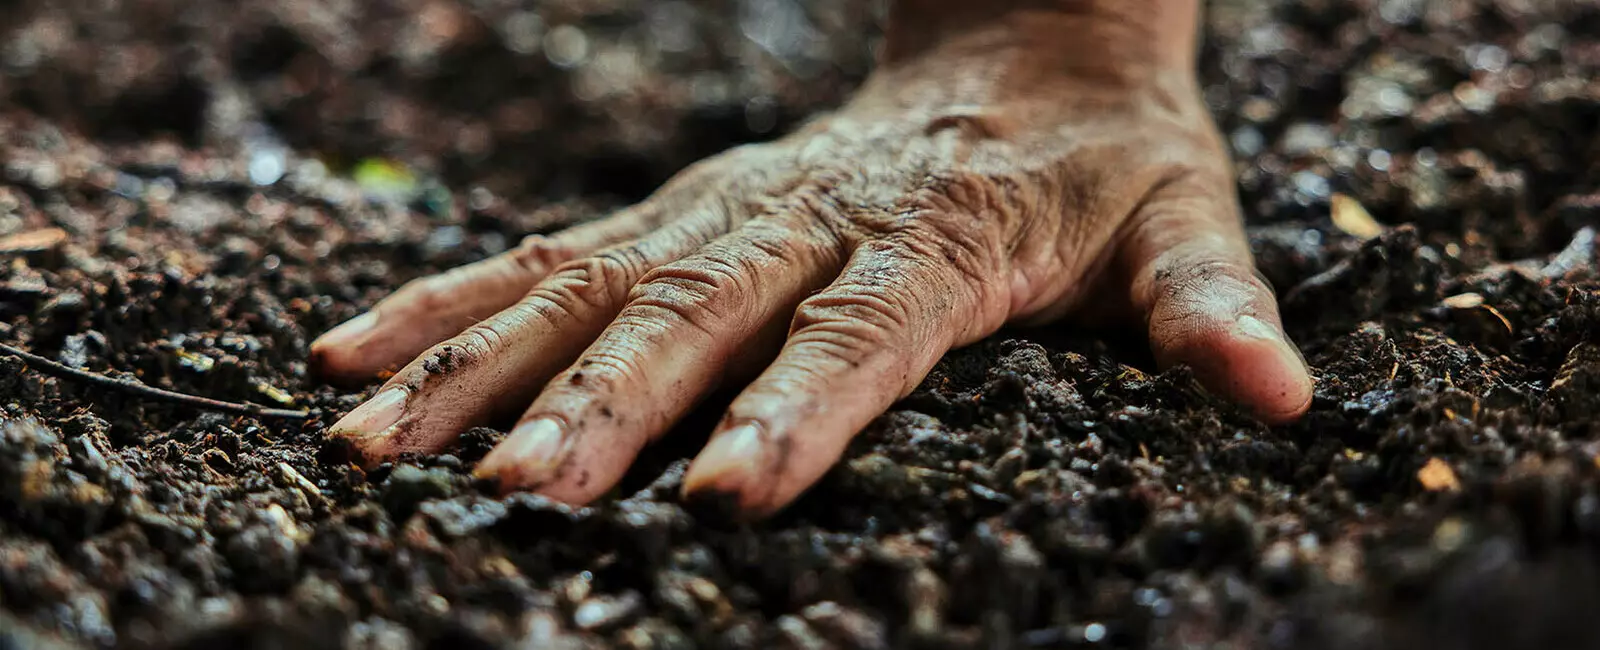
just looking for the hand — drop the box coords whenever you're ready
[312,3,1313,518]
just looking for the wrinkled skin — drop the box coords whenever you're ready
[314,0,1313,518]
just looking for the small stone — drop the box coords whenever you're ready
[418,497,508,538]
[992,447,1028,486]
[0,227,67,259]
[844,453,916,499]
[801,601,887,650]
[346,617,419,650]
[906,567,945,639]
[381,464,458,519]
[1281,123,1334,156]
[1549,342,1600,418]
[655,571,731,627]
[775,615,828,650]
[67,436,109,477]
[617,618,693,650]
[573,591,643,631]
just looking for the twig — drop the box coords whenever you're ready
[0,342,311,420]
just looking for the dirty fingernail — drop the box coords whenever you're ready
[684,423,765,496]
[476,418,566,484]
[329,387,408,438]
[315,311,379,349]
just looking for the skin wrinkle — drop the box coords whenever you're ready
[315,0,1314,515]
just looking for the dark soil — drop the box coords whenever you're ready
[4,0,1600,648]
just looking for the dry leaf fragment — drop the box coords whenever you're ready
[1417,457,1461,492]
[1442,292,1485,309]
[1331,194,1385,239]
[1442,292,1513,335]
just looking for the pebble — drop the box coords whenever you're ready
[573,591,643,631]
[801,601,887,650]
[774,615,827,650]
[1280,123,1334,156]
[618,618,694,650]
[0,227,66,259]
[417,497,508,538]
[346,617,419,650]
[380,464,459,518]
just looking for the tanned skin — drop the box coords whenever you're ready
[312,0,1314,518]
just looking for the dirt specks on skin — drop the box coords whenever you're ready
[2,0,1600,649]
[421,345,466,375]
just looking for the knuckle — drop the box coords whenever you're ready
[625,257,743,335]
[447,326,503,364]
[568,348,648,391]
[782,337,867,377]
[911,170,1010,218]
[531,249,647,313]
[891,173,1011,279]
[792,287,909,345]
[921,107,1013,140]
[784,175,867,242]
[865,236,997,325]
[509,234,576,274]
[426,300,538,374]
[464,299,546,354]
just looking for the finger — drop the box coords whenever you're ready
[310,204,666,386]
[682,233,1010,517]
[473,217,847,502]
[1118,174,1313,424]
[324,206,729,464]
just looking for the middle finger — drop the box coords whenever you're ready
[474,213,847,501]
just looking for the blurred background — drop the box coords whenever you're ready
[0,0,883,205]
[4,0,1596,258]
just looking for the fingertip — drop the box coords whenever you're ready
[1226,313,1314,423]
[1162,312,1313,425]
[328,387,408,436]
[310,311,384,386]
[475,418,567,493]
[308,345,369,388]
[317,311,378,347]
[681,423,771,515]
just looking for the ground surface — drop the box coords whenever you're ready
[3,0,1600,648]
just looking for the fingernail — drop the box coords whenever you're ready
[1235,314,1280,341]
[315,311,379,349]
[329,387,408,438]
[684,423,765,495]
[1242,314,1311,370]
[475,418,566,482]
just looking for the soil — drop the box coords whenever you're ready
[4,0,1600,648]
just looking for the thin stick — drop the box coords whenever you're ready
[0,342,311,420]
